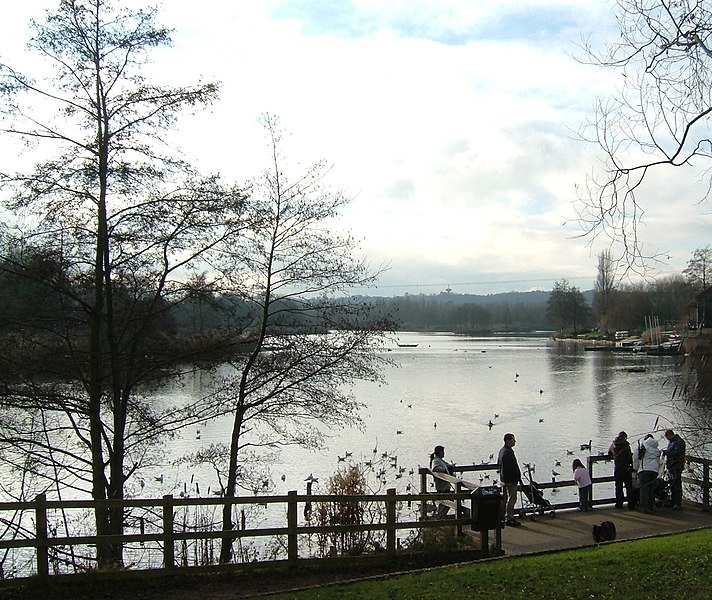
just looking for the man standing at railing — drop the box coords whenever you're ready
[663,429,686,511]
[498,433,522,527]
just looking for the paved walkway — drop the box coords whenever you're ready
[497,501,712,556]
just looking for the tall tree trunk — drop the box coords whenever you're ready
[89,194,114,564]
[219,405,246,563]
[92,102,124,564]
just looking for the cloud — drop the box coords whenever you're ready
[270,0,610,47]
[0,0,708,295]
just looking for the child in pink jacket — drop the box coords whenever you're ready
[573,458,592,511]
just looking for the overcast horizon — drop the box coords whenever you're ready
[1,1,710,296]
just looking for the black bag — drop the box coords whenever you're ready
[637,444,646,461]
[592,520,616,543]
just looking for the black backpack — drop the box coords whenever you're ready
[592,521,616,543]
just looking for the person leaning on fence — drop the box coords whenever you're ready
[634,434,662,514]
[498,433,522,527]
[608,431,636,510]
[572,458,592,512]
[663,429,686,511]
[429,445,455,518]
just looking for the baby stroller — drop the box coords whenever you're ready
[519,466,555,520]
[654,475,670,508]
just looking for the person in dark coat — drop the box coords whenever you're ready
[608,431,636,509]
[497,432,522,526]
[663,429,686,510]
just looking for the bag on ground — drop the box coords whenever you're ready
[592,520,616,543]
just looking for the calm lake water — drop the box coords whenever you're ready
[151,332,700,501]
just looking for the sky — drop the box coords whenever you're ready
[1,0,710,296]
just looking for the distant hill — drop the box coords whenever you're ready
[357,290,594,306]
[350,289,596,333]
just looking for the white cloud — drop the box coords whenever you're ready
[0,0,708,295]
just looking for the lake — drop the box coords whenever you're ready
[150,332,699,502]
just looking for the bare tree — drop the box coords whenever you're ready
[593,249,617,332]
[0,0,247,567]
[546,279,592,335]
[215,115,392,563]
[683,245,712,290]
[577,0,712,270]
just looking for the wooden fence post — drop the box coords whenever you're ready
[480,528,489,554]
[386,488,396,559]
[419,469,428,521]
[455,481,463,537]
[35,493,48,577]
[587,456,594,506]
[703,462,710,511]
[162,494,175,569]
[287,490,298,567]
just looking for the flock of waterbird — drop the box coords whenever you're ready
[147,367,599,499]
[299,367,601,496]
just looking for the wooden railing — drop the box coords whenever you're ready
[421,455,712,520]
[0,488,483,579]
[1,455,710,581]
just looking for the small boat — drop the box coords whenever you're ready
[645,339,683,355]
[397,343,418,348]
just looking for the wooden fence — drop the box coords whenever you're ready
[1,455,710,581]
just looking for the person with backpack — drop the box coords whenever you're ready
[663,429,686,510]
[608,431,636,509]
[634,434,662,514]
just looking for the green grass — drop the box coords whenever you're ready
[252,529,712,600]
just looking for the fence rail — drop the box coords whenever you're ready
[1,455,710,581]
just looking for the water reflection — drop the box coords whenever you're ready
[591,352,616,437]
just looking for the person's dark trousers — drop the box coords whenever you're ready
[638,471,657,512]
[669,469,683,508]
[578,484,591,511]
[614,469,634,508]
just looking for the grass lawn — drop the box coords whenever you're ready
[251,529,712,600]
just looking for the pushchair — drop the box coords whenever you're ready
[654,475,670,508]
[519,466,555,520]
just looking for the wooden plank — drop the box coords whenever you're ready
[429,470,480,491]
[162,494,174,569]
[35,493,48,578]
[438,499,471,516]
[497,501,709,557]
[287,490,298,566]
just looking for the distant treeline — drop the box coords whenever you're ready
[166,290,562,336]
[361,290,568,334]
[0,261,565,342]
[1,253,695,340]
